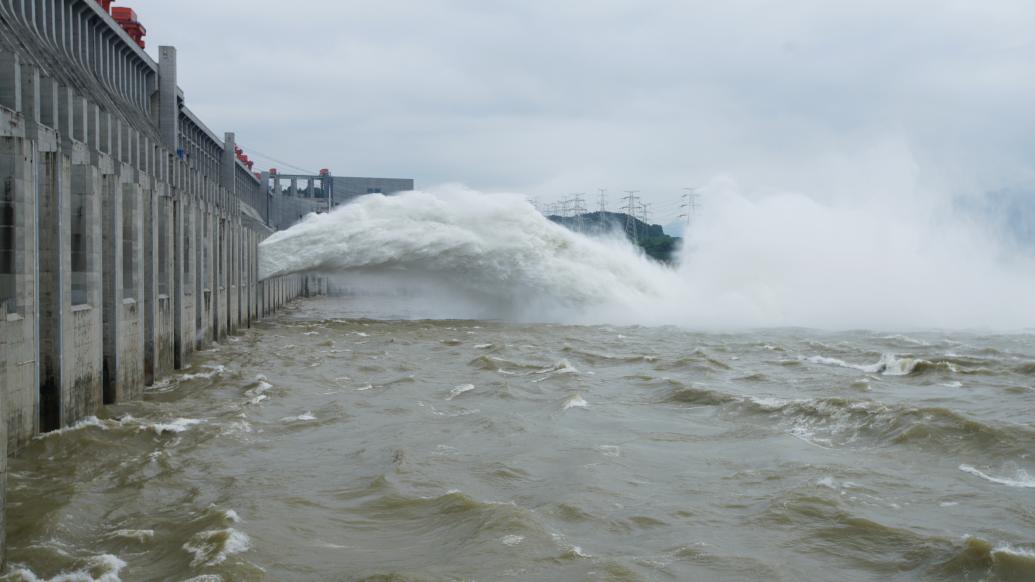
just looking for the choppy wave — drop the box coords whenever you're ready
[804,352,1001,376]
[561,345,653,364]
[150,418,206,435]
[562,394,589,410]
[760,490,1035,580]
[658,381,1034,459]
[34,415,208,438]
[447,384,476,400]
[6,554,127,582]
[182,528,251,567]
[106,529,155,543]
[959,464,1035,488]
[746,397,1034,456]
[662,384,738,406]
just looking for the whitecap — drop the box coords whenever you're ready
[563,394,588,410]
[747,396,790,410]
[178,364,227,381]
[803,353,927,376]
[108,529,154,542]
[817,476,837,489]
[447,384,475,400]
[993,543,1035,559]
[281,412,316,422]
[182,528,250,567]
[34,416,110,438]
[959,464,1035,488]
[568,546,591,558]
[9,553,127,582]
[149,418,205,435]
[539,359,579,375]
[245,380,273,404]
[500,535,525,546]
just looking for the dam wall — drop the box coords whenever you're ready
[0,0,324,562]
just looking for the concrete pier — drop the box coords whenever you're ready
[0,0,328,564]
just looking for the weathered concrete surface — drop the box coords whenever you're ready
[0,135,39,453]
[0,4,328,566]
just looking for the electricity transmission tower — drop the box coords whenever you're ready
[679,187,701,227]
[597,188,608,213]
[639,201,652,224]
[622,190,640,241]
[571,194,587,232]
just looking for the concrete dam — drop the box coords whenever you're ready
[0,0,410,564]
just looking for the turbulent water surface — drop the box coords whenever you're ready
[4,295,1034,581]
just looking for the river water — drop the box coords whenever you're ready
[4,295,1035,581]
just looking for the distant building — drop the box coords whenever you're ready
[330,177,415,207]
[262,170,415,229]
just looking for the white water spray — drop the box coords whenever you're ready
[259,186,677,320]
[258,184,1035,330]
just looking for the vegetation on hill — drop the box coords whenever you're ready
[547,211,681,263]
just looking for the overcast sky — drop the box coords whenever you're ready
[133,1,1035,224]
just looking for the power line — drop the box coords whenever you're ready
[235,142,319,175]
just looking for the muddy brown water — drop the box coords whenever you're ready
[4,297,1034,581]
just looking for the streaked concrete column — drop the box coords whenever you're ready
[158,46,178,151]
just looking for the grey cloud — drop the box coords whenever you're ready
[134,0,1035,223]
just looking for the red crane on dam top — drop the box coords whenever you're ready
[96,1,147,49]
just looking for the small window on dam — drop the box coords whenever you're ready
[0,173,16,314]
[183,207,191,279]
[70,187,90,306]
[122,188,136,299]
[219,220,225,287]
[158,197,169,296]
[202,216,210,290]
